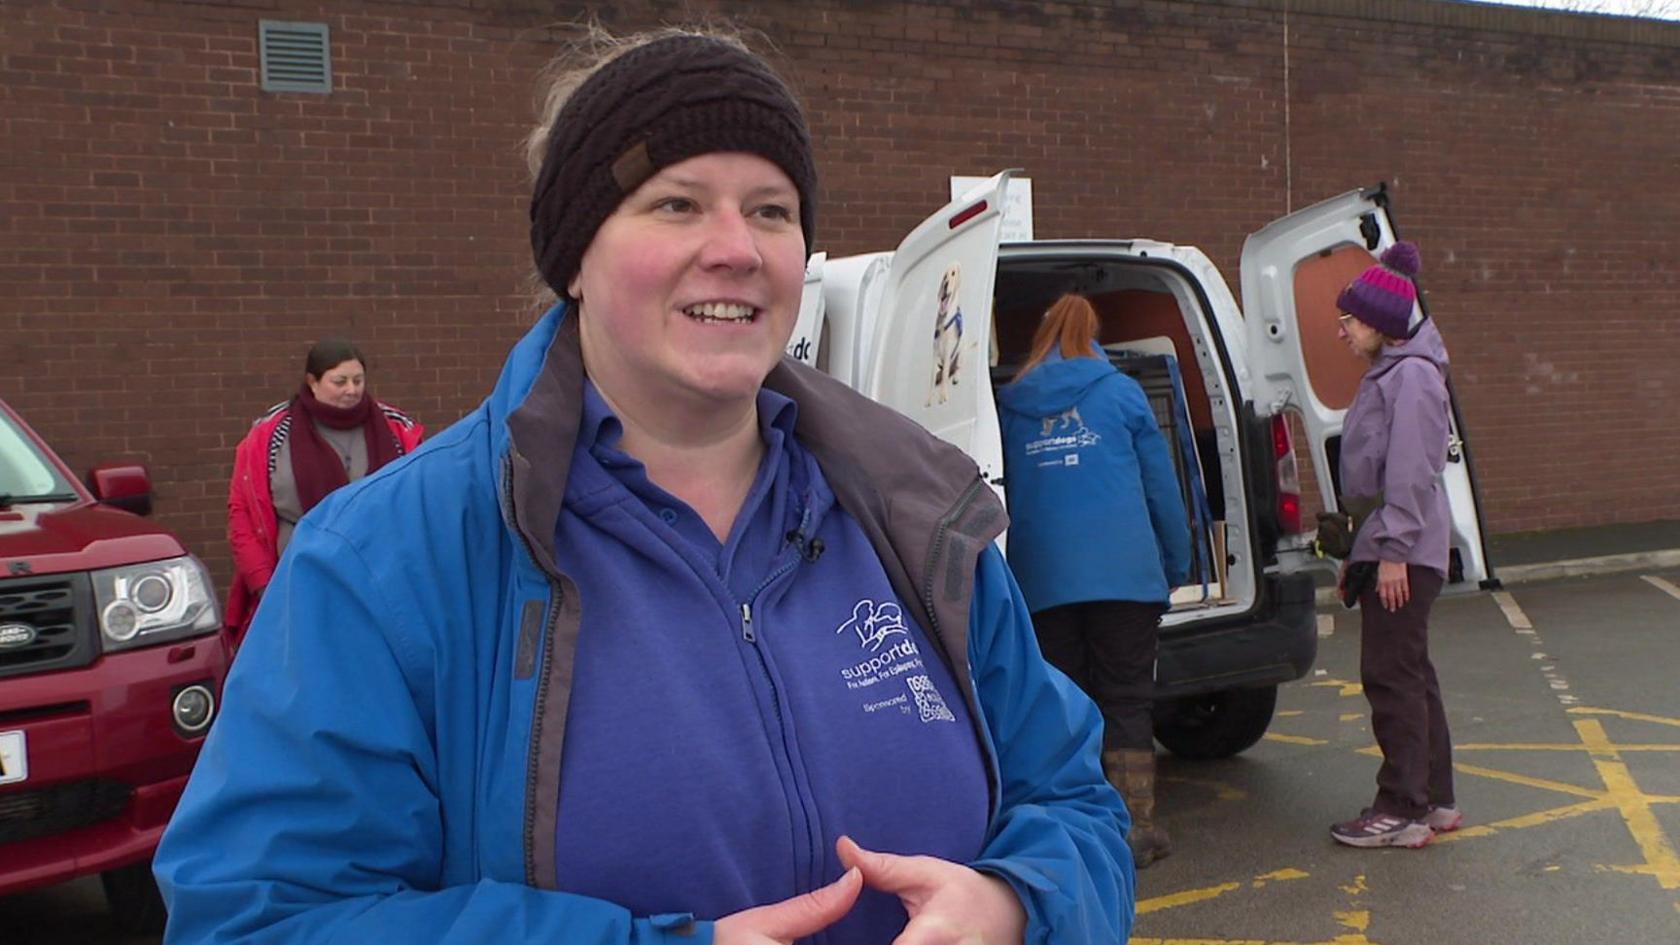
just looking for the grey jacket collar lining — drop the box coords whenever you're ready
[503,319,1006,594]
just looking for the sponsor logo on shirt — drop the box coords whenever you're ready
[907,674,956,722]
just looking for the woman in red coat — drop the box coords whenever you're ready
[225,339,423,639]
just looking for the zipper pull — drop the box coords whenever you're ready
[741,602,756,643]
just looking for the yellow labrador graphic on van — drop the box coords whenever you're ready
[1026,406,1102,467]
[926,262,965,406]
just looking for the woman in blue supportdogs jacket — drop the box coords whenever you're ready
[998,293,1191,869]
[154,25,1134,945]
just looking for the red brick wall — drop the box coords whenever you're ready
[4,0,1678,592]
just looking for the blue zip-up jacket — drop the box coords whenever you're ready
[998,349,1191,610]
[155,306,1135,944]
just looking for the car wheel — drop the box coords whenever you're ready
[1153,685,1278,760]
[102,859,168,935]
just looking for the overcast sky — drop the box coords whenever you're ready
[1462,0,1680,19]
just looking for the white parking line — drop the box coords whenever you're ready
[1640,575,1680,602]
[1492,589,1578,705]
[1317,614,1335,638]
[1492,591,1533,630]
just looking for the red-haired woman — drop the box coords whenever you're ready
[999,293,1191,868]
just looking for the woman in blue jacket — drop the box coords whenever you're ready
[154,26,1133,945]
[998,294,1191,868]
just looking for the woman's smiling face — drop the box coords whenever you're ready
[570,151,807,413]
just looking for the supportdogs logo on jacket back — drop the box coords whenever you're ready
[1025,406,1102,466]
[837,598,956,722]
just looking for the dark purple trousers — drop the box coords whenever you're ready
[1359,565,1454,820]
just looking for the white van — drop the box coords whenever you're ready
[791,171,1496,760]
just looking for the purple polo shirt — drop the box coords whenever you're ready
[549,380,991,943]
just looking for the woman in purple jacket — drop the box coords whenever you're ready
[1327,241,1463,849]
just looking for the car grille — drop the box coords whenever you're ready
[0,573,96,681]
[0,779,133,847]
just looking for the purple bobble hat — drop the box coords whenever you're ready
[1337,241,1422,338]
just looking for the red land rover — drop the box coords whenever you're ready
[0,395,231,933]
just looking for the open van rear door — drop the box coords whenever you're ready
[787,252,826,367]
[858,171,1013,498]
[1239,185,1495,590]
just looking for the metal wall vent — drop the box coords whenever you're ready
[259,20,331,94]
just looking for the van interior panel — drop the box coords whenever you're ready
[1089,289,1213,430]
[1293,246,1377,411]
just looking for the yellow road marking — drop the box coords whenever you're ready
[1339,713,1364,722]
[1137,869,1310,914]
[1350,750,1606,798]
[1492,590,1532,629]
[1129,932,1378,944]
[1128,928,1377,934]
[1433,797,1614,843]
[1569,706,1680,728]
[1641,574,1680,602]
[1334,910,1370,933]
[1277,710,1305,718]
[1310,677,1364,697]
[1136,882,1244,915]
[1133,875,1377,944]
[1134,694,1680,937]
[1605,863,1680,885]
[1445,760,1609,798]
[1446,760,1605,798]
[1265,733,1330,746]
[1455,742,1680,752]
[1122,928,1263,934]
[1574,719,1680,890]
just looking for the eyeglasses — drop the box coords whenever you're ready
[1337,313,1355,326]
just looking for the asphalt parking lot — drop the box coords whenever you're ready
[1134,568,1680,945]
[6,569,1678,944]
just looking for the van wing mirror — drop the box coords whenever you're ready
[88,463,154,517]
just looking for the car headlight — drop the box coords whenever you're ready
[92,556,221,652]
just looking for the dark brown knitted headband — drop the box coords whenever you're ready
[529,34,818,299]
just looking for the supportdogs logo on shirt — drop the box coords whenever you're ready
[836,598,955,722]
[839,599,909,652]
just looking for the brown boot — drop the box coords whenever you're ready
[1103,748,1173,868]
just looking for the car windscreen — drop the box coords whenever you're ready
[0,410,76,501]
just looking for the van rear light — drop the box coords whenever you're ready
[1272,415,1304,534]
[948,200,987,228]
